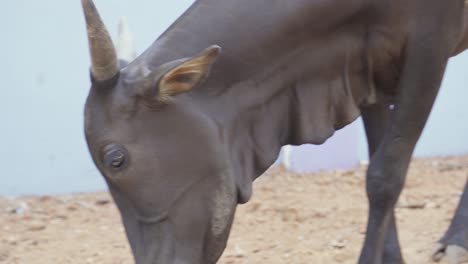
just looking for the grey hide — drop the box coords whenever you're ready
[81,0,468,263]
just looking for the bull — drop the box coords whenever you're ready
[81,0,468,263]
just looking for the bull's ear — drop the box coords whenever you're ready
[158,45,221,97]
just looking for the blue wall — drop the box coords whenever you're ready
[1,1,467,195]
[0,0,193,196]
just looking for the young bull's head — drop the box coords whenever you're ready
[81,1,238,263]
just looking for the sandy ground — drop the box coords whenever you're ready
[1,155,468,264]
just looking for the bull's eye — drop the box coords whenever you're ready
[103,144,128,169]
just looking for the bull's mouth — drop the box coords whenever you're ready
[135,209,169,224]
[109,185,224,264]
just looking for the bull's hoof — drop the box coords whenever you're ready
[433,243,468,264]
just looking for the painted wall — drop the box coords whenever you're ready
[1,1,467,195]
[280,122,361,172]
[1,0,193,196]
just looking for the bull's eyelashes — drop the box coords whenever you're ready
[102,144,128,171]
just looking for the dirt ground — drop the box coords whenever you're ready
[1,155,468,264]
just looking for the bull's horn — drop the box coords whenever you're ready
[117,17,137,62]
[81,0,118,81]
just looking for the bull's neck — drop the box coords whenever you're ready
[140,0,370,203]
[142,0,369,76]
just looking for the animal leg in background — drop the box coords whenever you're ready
[433,3,468,263]
[434,180,468,263]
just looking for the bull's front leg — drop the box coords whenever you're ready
[433,180,468,263]
[358,11,457,262]
[361,103,404,264]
